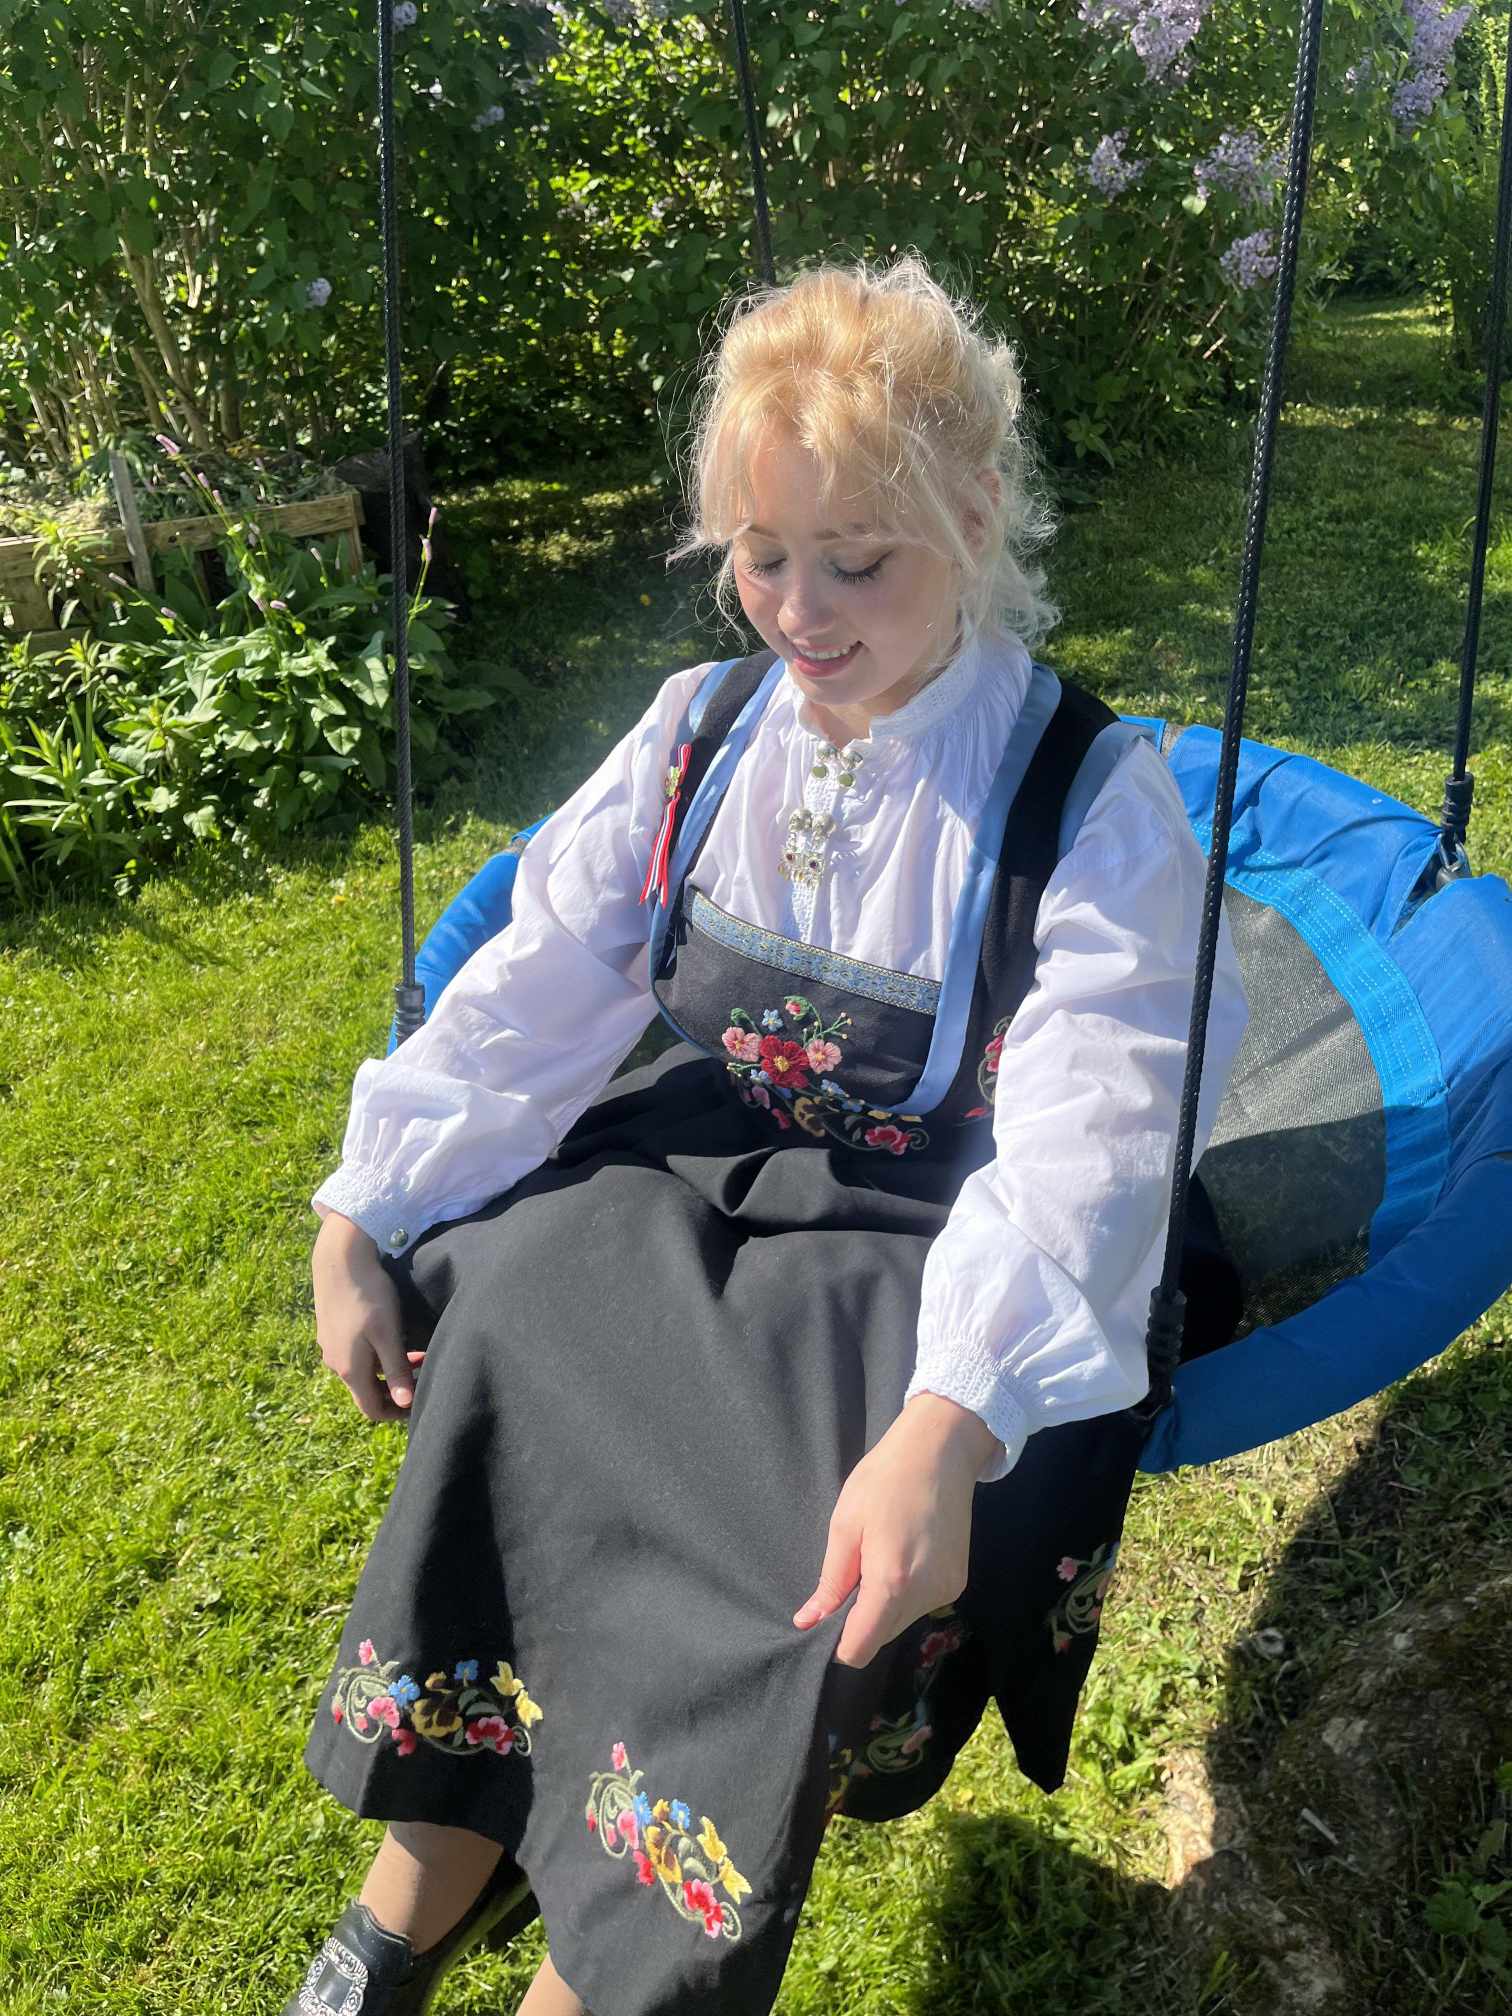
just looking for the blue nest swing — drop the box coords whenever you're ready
[369,13,1512,1492]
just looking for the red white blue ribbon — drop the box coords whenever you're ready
[639,741,693,909]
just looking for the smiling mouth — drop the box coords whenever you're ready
[790,640,862,673]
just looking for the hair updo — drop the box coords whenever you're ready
[664,251,1061,661]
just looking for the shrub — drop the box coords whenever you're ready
[0,443,522,906]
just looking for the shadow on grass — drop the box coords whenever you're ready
[894,1320,1510,2016]
[1178,1331,1511,2015]
[903,1807,1252,2014]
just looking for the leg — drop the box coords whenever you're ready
[517,1951,589,2015]
[357,1818,506,1953]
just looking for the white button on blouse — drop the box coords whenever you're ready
[312,627,1250,1484]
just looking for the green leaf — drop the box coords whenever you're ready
[1182,193,1208,217]
[121,211,157,256]
[431,684,496,715]
[1425,1885,1481,1938]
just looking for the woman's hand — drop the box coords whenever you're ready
[312,1213,426,1424]
[792,1394,1003,1669]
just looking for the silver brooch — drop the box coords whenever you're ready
[779,807,836,887]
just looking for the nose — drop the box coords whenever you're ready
[777,567,836,640]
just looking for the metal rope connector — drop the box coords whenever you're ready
[1129,1285,1188,1424]
[1438,770,1475,854]
[393,979,426,1049]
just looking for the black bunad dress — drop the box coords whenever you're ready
[301,648,1211,2016]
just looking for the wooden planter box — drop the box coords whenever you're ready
[0,488,367,657]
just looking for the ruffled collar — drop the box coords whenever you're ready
[788,627,1019,748]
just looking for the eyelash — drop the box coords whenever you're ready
[744,555,887,586]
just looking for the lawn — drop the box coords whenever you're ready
[0,293,1507,2013]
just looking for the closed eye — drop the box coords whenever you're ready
[744,554,888,586]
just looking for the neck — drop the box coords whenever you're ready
[810,619,967,745]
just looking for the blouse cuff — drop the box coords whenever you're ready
[902,1340,1033,1485]
[312,1166,435,1260]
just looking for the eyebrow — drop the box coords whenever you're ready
[744,521,879,542]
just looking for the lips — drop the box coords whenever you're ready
[790,640,861,677]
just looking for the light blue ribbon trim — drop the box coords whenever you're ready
[648,656,788,987]
[1055,719,1155,861]
[903,663,1063,1115]
[688,889,942,1014]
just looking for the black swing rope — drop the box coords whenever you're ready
[1442,10,1512,869]
[376,0,1512,1418]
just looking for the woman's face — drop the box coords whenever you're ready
[731,429,973,729]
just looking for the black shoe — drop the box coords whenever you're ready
[283,1852,540,2015]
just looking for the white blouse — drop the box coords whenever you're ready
[312,627,1250,1485]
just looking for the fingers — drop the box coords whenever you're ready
[833,1579,899,1670]
[372,1328,416,1409]
[793,1516,861,1630]
[313,1245,426,1425]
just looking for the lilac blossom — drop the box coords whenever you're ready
[1194,129,1287,207]
[392,2,418,25]
[1220,229,1279,289]
[1079,0,1212,87]
[306,277,332,307]
[1086,130,1147,196]
[472,103,506,130]
[1345,55,1376,91]
[1391,0,1473,134]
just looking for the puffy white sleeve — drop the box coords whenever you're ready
[902,735,1251,1484]
[311,658,717,1258]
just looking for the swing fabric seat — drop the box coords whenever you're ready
[382,675,1512,1477]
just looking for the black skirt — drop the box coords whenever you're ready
[301,1041,1149,2016]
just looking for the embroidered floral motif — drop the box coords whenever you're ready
[720,996,931,1152]
[823,1604,970,1819]
[1046,1541,1120,1654]
[329,1640,542,1758]
[586,1744,751,1941]
[960,1014,1012,1122]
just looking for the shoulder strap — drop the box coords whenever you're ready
[674,646,780,814]
[1055,715,1159,862]
[1008,672,1122,881]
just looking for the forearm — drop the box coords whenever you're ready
[899,1390,1005,1476]
[314,1207,380,1261]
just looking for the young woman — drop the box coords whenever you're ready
[288,253,1249,2016]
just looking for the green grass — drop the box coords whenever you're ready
[1,294,1509,2012]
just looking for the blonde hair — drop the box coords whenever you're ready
[663,251,1062,661]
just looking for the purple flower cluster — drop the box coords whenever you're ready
[1194,128,1286,206]
[1220,229,1279,289]
[1391,0,1473,133]
[1077,0,1212,87]
[1344,55,1376,92]
[1086,129,1147,196]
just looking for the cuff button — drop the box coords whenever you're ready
[387,1227,407,1248]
